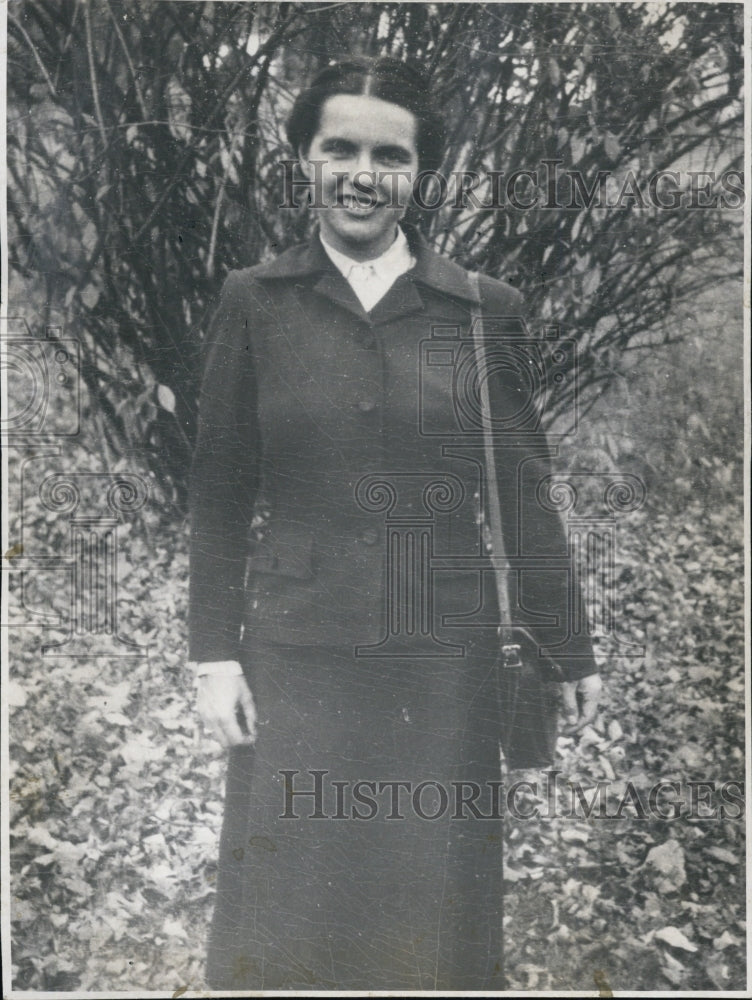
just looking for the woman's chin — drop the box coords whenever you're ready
[320,213,401,256]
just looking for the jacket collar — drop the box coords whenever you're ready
[251,223,481,320]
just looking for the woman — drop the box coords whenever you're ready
[189,58,601,991]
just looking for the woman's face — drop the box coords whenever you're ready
[300,93,419,261]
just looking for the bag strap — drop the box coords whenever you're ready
[469,272,566,681]
[468,270,521,665]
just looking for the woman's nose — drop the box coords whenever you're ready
[352,149,376,178]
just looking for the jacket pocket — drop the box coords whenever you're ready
[246,523,315,580]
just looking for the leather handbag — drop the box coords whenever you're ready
[469,271,565,770]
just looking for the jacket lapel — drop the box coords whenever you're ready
[405,225,481,306]
[250,224,481,325]
[311,271,373,324]
[368,274,425,326]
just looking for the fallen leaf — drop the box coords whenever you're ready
[687,665,715,682]
[120,738,164,769]
[560,827,590,844]
[706,846,737,865]
[705,955,731,987]
[25,825,59,850]
[89,682,132,715]
[164,918,188,940]
[7,681,28,708]
[660,949,686,985]
[644,839,686,891]
[192,826,218,846]
[104,712,132,727]
[655,926,698,952]
[599,755,617,780]
[713,930,741,950]
[607,719,623,741]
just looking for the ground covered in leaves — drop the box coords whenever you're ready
[8,491,746,993]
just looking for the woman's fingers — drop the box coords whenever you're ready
[560,673,603,735]
[560,681,580,729]
[217,711,249,748]
[197,675,257,747]
[238,680,258,742]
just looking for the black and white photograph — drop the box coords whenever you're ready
[1,1,748,994]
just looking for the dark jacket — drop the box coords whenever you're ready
[188,227,597,680]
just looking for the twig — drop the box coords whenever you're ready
[206,130,240,279]
[8,13,57,97]
[54,0,83,90]
[133,7,308,243]
[83,1,109,151]
[104,0,149,120]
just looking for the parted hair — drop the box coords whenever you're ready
[287,57,446,173]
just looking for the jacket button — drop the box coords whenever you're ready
[356,399,376,412]
[361,528,379,545]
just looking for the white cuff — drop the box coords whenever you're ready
[194,660,243,679]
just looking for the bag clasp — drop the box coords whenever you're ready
[500,642,523,669]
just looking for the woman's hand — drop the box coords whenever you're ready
[560,673,602,735]
[197,673,257,748]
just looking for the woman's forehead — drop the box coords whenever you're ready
[316,93,418,145]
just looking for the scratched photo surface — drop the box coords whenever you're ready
[2,1,746,994]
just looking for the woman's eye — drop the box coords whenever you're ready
[377,150,412,166]
[324,141,353,158]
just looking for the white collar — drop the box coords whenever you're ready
[319,226,415,283]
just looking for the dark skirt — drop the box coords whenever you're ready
[207,630,505,991]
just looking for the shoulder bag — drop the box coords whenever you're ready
[469,270,565,770]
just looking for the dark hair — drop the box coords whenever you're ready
[287,58,446,173]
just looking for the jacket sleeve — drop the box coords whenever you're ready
[484,282,599,682]
[188,271,260,662]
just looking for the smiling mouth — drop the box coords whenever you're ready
[336,194,385,216]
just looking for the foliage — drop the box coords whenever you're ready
[6,4,745,990]
[8,456,745,991]
[6,0,744,508]
[502,497,745,991]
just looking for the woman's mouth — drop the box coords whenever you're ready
[337,194,383,217]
